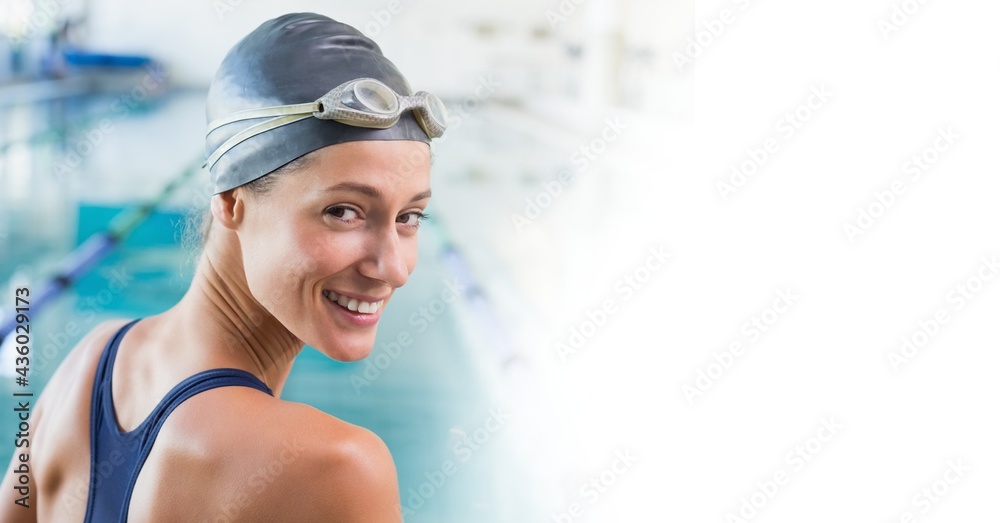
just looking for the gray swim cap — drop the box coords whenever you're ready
[205,13,431,194]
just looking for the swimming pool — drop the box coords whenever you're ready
[0,89,545,521]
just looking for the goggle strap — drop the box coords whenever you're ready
[206,102,319,136]
[206,113,312,170]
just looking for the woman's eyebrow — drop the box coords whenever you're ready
[325,182,431,202]
[410,189,432,202]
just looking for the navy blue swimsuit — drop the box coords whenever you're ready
[83,318,273,522]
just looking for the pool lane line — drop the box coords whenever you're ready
[0,156,203,345]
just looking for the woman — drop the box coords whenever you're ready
[0,12,447,522]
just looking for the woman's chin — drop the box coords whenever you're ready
[317,341,373,362]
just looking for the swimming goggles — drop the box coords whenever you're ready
[205,77,448,169]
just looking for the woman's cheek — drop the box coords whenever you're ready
[402,235,420,274]
[245,227,305,306]
[243,261,280,315]
[313,230,368,271]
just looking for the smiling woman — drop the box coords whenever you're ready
[218,140,432,361]
[0,12,445,523]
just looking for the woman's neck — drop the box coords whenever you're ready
[161,234,304,397]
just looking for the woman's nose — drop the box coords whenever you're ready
[357,226,410,288]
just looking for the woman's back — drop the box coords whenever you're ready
[0,318,401,522]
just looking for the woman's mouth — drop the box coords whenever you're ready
[322,289,384,314]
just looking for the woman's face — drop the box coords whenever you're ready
[235,140,432,361]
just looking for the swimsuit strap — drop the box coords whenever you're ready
[85,318,274,522]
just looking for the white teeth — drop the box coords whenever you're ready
[326,291,384,314]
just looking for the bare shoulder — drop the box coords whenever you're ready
[34,317,132,436]
[139,392,401,522]
[40,318,132,399]
[258,401,402,522]
[35,317,132,453]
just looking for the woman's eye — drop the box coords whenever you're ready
[398,211,430,228]
[325,206,360,221]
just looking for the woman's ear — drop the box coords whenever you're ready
[210,190,245,231]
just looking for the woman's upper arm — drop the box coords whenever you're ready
[0,319,123,523]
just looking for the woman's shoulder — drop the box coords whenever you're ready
[270,403,401,521]
[37,317,133,407]
[144,389,401,521]
[164,381,391,456]
[239,398,399,493]
[60,317,133,363]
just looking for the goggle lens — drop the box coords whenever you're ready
[354,80,398,114]
[425,94,448,127]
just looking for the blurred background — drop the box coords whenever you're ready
[0,0,690,521]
